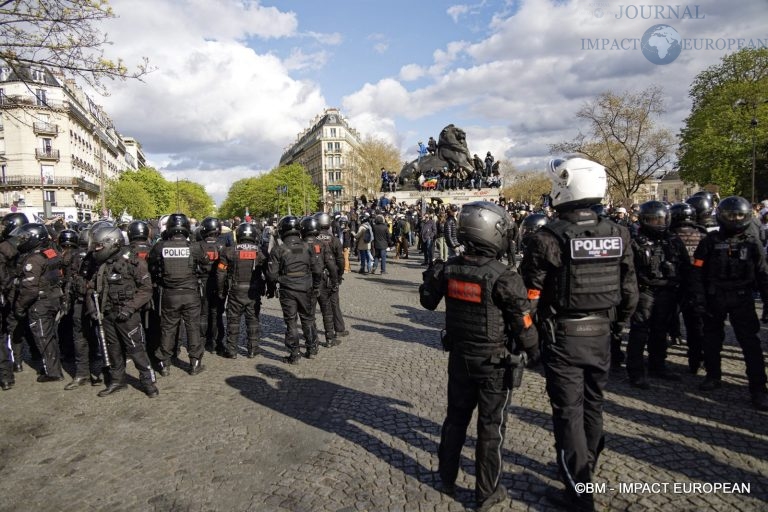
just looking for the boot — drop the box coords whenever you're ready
[188,358,205,376]
[284,352,301,365]
[143,383,159,398]
[1,380,14,391]
[305,344,318,359]
[90,374,103,386]
[37,374,64,383]
[13,362,22,373]
[157,360,171,377]
[246,346,259,359]
[97,383,127,397]
[64,377,89,390]
[476,484,508,512]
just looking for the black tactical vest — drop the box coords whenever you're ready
[232,243,260,287]
[544,218,622,313]
[104,249,137,309]
[704,233,757,290]
[39,246,64,292]
[159,238,195,288]
[444,258,507,356]
[278,238,312,291]
[671,224,705,259]
[130,241,152,262]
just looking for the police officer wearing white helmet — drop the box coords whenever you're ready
[520,157,638,511]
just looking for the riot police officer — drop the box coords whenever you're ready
[148,213,211,376]
[11,223,66,382]
[0,213,28,390]
[314,212,348,338]
[520,157,638,511]
[56,229,78,361]
[625,201,689,388]
[668,202,707,373]
[216,222,267,359]
[685,192,718,232]
[88,226,157,397]
[518,213,549,254]
[197,217,226,354]
[420,201,538,512]
[690,196,768,411]
[266,216,322,364]
[301,216,339,352]
[127,220,159,358]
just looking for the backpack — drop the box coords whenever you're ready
[364,225,373,243]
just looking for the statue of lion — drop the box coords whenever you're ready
[399,124,475,188]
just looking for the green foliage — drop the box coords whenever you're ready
[105,166,214,219]
[502,171,551,204]
[678,48,768,200]
[346,136,402,199]
[218,164,320,220]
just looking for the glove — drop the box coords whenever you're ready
[90,311,103,322]
[331,283,339,293]
[610,322,624,339]
[218,292,226,301]
[116,309,132,322]
[525,347,541,368]
[456,245,465,255]
[266,284,276,299]
[313,288,320,298]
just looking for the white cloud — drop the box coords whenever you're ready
[374,42,389,54]
[284,48,330,71]
[447,5,470,23]
[399,64,426,82]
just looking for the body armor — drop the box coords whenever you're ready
[158,238,195,289]
[544,218,622,313]
[232,243,261,289]
[703,233,758,291]
[443,258,507,356]
[632,235,681,288]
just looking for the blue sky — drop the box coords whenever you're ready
[97,0,768,204]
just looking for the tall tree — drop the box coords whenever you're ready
[175,180,215,220]
[0,0,149,93]
[550,86,675,204]
[344,136,401,200]
[502,171,551,204]
[121,167,174,213]
[105,179,155,219]
[678,48,768,199]
[217,164,320,220]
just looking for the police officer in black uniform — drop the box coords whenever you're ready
[266,216,322,364]
[520,157,638,511]
[690,196,768,411]
[420,201,538,512]
[216,222,267,359]
[56,229,78,361]
[314,212,348,338]
[87,226,157,397]
[11,223,66,382]
[625,201,689,388]
[127,220,160,360]
[685,192,718,232]
[0,213,28,390]
[64,227,103,389]
[301,216,339,352]
[196,217,226,354]
[668,202,707,373]
[148,213,211,376]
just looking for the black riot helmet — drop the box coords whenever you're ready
[277,215,300,239]
[300,216,320,238]
[638,200,670,236]
[716,195,752,234]
[90,219,114,233]
[236,222,257,243]
[669,203,696,229]
[456,201,509,256]
[10,223,50,253]
[57,229,79,248]
[127,220,151,242]
[589,204,608,219]
[520,213,549,240]
[165,213,191,238]
[685,194,714,224]
[1,212,28,241]
[314,212,332,231]
[78,227,91,248]
[90,226,125,263]
[200,217,221,239]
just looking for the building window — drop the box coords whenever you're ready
[326,156,333,169]
[334,142,340,151]
[327,142,333,151]
[673,188,679,199]
[36,89,47,106]
[44,190,56,205]
[41,137,52,153]
[328,171,334,184]
[334,155,341,168]
[335,171,341,181]
[32,68,45,82]
[0,67,9,81]
[330,128,337,138]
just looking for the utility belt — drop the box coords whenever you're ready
[540,311,611,345]
[283,271,308,277]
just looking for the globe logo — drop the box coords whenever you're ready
[641,24,682,65]
[593,8,604,18]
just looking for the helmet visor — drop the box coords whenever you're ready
[720,210,747,223]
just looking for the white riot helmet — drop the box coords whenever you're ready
[548,157,606,210]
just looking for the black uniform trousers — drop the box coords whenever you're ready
[627,287,678,379]
[702,289,767,394]
[200,284,225,351]
[439,351,510,505]
[103,311,155,386]
[25,298,63,378]
[279,288,314,356]
[225,287,261,355]
[156,289,203,363]
[543,315,610,510]
[680,303,704,370]
[0,305,13,384]
[329,285,345,333]
[317,279,336,343]
[71,300,101,379]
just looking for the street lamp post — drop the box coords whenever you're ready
[734,98,766,204]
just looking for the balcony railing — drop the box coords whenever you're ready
[35,148,60,161]
[75,177,100,194]
[0,175,82,188]
[33,122,58,135]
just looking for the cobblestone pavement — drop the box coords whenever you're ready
[1,255,767,512]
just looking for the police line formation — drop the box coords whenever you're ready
[1,156,767,512]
